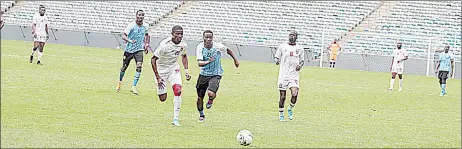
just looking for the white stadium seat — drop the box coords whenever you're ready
[2,1,460,60]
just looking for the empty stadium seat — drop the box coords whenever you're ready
[1,1,16,12]
[3,1,182,33]
[2,1,460,61]
[344,1,461,60]
[151,1,382,50]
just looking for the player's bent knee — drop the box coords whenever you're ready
[121,66,128,72]
[135,62,142,72]
[391,73,397,78]
[38,46,44,52]
[197,97,204,101]
[159,94,167,102]
[292,91,298,97]
[207,91,216,99]
[173,84,182,96]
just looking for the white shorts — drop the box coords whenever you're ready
[277,77,299,90]
[34,35,47,43]
[391,65,404,74]
[157,69,182,95]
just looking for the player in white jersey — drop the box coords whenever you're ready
[151,25,191,126]
[274,30,305,121]
[29,5,49,65]
[388,42,409,91]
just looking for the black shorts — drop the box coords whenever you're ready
[196,75,222,98]
[122,50,143,67]
[438,71,449,79]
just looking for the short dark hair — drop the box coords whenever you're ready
[172,25,183,32]
[289,30,298,35]
[136,10,143,14]
[203,30,213,36]
[39,5,45,9]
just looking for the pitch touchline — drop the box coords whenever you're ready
[2,54,119,64]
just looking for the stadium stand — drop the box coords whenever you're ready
[1,1,460,60]
[2,1,183,32]
[151,1,383,49]
[1,1,17,13]
[343,1,461,60]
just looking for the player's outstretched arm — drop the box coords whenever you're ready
[144,33,150,53]
[296,49,305,71]
[399,51,409,63]
[182,54,191,81]
[0,13,3,30]
[152,44,166,88]
[450,57,455,77]
[122,23,135,43]
[196,43,213,67]
[198,58,213,67]
[226,48,240,68]
[390,56,394,71]
[182,54,189,70]
[435,60,440,73]
[0,20,4,30]
[151,55,165,89]
[274,45,283,65]
[122,33,135,43]
[45,24,49,39]
[32,16,37,37]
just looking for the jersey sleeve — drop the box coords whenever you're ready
[153,43,165,58]
[404,50,409,57]
[32,14,37,24]
[196,43,204,61]
[123,22,134,35]
[275,44,284,59]
[181,42,188,55]
[216,42,228,52]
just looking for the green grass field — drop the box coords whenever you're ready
[1,39,461,148]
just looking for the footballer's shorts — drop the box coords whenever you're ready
[122,50,143,68]
[391,65,404,74]
[438,71,449,79]
[196,75,222,98]
[277,77,300,91]
[34,34,47,43]
[330,53,338,61]
[157,69,182,95]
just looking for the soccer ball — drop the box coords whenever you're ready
[236,129,253,146]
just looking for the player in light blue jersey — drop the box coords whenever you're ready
[116,10,150,95]
[195,30,240,122]
[435,45,455,96]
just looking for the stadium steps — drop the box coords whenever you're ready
[150,1,197,31]
[341,1,399,46]
[354,1,399,32]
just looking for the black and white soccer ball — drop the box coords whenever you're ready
[236,129,253,146]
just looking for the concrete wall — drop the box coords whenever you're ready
[2,25,460,78]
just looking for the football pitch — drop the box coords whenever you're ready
[1,40,460,148]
